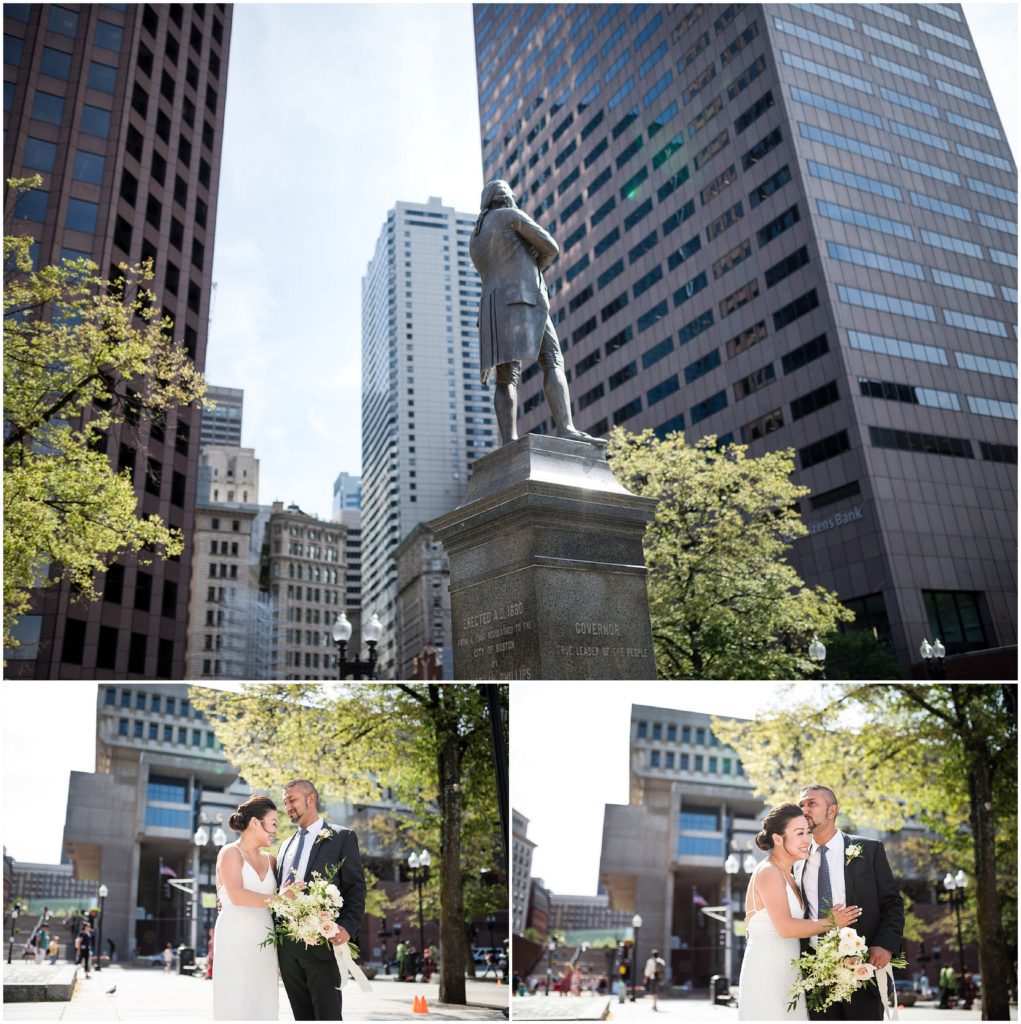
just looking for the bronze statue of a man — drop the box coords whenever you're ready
[470,179,606,447]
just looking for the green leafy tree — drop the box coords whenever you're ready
[821,629,902,680]
[190,683,507,1006]
[606,428,852,678]
[4,177,205,652]
[712,684,1016,1022]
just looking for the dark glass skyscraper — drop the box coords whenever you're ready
[4,3,232,677]
[473,3,1017,673]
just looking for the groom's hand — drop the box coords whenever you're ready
[329,926,351,947]
[869,946,893,969]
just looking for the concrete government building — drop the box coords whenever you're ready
[472,3,1017,674]
[4,2,232,678]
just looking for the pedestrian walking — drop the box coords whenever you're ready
[962,970,978,1010]
[35,928,50,965]
[75,923,93,976]
[939,963,957,1008]
[396,939,407,979]
[162,942,174,972]
[47,935,60,965]
[644,948,667,1010]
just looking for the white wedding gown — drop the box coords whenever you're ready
[737,879,809,1020]
[213,859,280,1020]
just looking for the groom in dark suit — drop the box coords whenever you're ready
[276,779,366,1021]
[796,785,904,1021]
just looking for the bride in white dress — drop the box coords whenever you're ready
[738,803,861,1021]
[213,796,288,1021]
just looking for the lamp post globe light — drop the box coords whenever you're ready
[95,884,109,972]
[408,849,431,954]
[630,913,643,1002]
[942,869,968,981]
[809,635,827,679]
[920,638,947,678]
[332,611,383,680]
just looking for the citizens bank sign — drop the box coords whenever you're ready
[809,504,864,536]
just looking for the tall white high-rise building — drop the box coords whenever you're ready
[360,197,494,677]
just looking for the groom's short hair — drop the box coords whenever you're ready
[284,778,320,809]
[800,784,838,806]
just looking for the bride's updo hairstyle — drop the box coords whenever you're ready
[228,795,276,833]
[755,802,805,851]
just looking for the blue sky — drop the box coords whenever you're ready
[204,4,1018,522]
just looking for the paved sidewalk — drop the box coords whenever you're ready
[3,965,509,1021]
[512,994,1017,1022]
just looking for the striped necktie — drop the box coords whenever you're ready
[817,844,833,915]
[288,828,309,882]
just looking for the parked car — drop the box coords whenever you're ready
[894,981,918,1007]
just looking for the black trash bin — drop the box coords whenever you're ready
[178,947,196,975]
[710,975,731,1005]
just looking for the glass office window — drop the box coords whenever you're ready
[917,19,971,49]
[783,50,873,94]
[879,85,939,118]
[926,49,981,79]
[40,46,72,79]
[966,396,1016,419]
[953,351,1015,378]
[839,285,935,321]
[818,200,913,240]
[66,198,99,234]
[23,137,58,172]
[870,53,929,85]
[945,109,1002,140]
[81,104,111,137]
[862,22,920,54]
[804,4,855,30]
[930,268,995,297]
[73,150,105,185]
[88,61,117,93]
[943,309,1008,338]
[955,143,1013,172]
[790,86,881,128]
[989,248,1017,268]
[773,17,864,60]
[889,119,949,152]
[899,155,960,186]
[13,188,48,222]
[935,78,991,110]
[909,190,971,221]
[32,91,65,125]
[848,331,947,366]
[48,6,79,36]
[966,177,1017,204]
[807,160,901,201]
[977,212,1017,236]
[920,229,982,259]
[94,20,124,50]
[827,241,924,280]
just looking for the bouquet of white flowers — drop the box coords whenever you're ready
[262,867,371,992]
[788,927,906,1014]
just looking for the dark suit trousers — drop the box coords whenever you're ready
[279,938,343,1021]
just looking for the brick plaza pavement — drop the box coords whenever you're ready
[512,994,1017,1022]
[3,963,509,1021]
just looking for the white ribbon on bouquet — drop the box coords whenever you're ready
[876,963,898,1021]
[334,942,373,992]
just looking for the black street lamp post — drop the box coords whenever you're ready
[545,935,558,997]
[407,850,431,953]
[332,612,383,680]
[630,914,643,1002]
[7,902,22,964]
[942,870,968,982]
[95,885,108,972]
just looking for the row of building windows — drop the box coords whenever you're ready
[636,720,721,745]
[120,718,218,749]
[649,749,744,776]
[105,688,202,717]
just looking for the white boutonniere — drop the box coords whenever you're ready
[845,843,863,865]
[315,827,335,844]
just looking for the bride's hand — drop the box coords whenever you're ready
[279,881,305,901]
[828,903,862,929]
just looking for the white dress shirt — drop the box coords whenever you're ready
[802,831,847,920]
[281,817,326,883]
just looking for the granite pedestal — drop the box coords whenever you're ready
[429,435,658,679]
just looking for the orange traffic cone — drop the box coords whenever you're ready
[413,995,430,1014]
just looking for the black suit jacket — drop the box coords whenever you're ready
[798,832,904,954]
[276,821,366,945]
